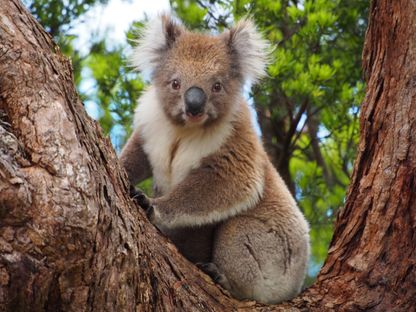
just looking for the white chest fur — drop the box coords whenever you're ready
[134,87,233,194]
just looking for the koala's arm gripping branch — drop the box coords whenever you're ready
[152,154,264,228]
[119,130,152,185]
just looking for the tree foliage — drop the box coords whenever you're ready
[24,0,368,282]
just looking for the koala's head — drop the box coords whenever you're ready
[131,15,270,128]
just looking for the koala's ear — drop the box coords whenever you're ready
[130,14,183,74]
[224,18,271,83]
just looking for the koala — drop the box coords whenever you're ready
[120,15,310,304]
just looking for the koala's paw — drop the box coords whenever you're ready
[196,262,231,290]
[129,186,154,219]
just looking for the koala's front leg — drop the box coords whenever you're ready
[119,130,152,185]
[130,185,154,218]
[147,158,264,228]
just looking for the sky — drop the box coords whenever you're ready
[71,0,169,123]
[72,0,170,54]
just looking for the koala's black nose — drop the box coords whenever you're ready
[184,87,206,116]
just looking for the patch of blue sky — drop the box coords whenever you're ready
[349,105,360,115]
[71,0,170,55]
[78,67,100,119]
[308,259,322,278]
[111,123,127,152]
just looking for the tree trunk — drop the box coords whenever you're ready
[301,0,416,310]
[0,0,415,311]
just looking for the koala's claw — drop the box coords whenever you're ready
[129,185,152,211]
[145,204,155,221]
[196,262,230,288]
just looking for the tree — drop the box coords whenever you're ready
[1,0,415,311]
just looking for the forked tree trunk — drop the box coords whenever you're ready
[0,0,415,311]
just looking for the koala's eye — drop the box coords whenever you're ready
[212,82,222,93]
[171,79,181,90]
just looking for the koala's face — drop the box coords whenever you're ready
[153,34,241,127]
[131,15,269,128]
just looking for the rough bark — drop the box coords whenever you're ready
[302,0,416,310]
[0,0,415,311]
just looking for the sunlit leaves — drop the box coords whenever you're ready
[287,5,304,21]
[171,0,207,29]
[83,40,145,149]
[23,0,108,37]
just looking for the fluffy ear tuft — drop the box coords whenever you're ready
[130,14,183,75]
[226,18,271,83]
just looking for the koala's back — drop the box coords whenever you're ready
[212,159,309,303]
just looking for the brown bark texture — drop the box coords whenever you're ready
[303,0,416,310]
[0,0,415,311]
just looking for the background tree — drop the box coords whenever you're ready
[1,0,415,310]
